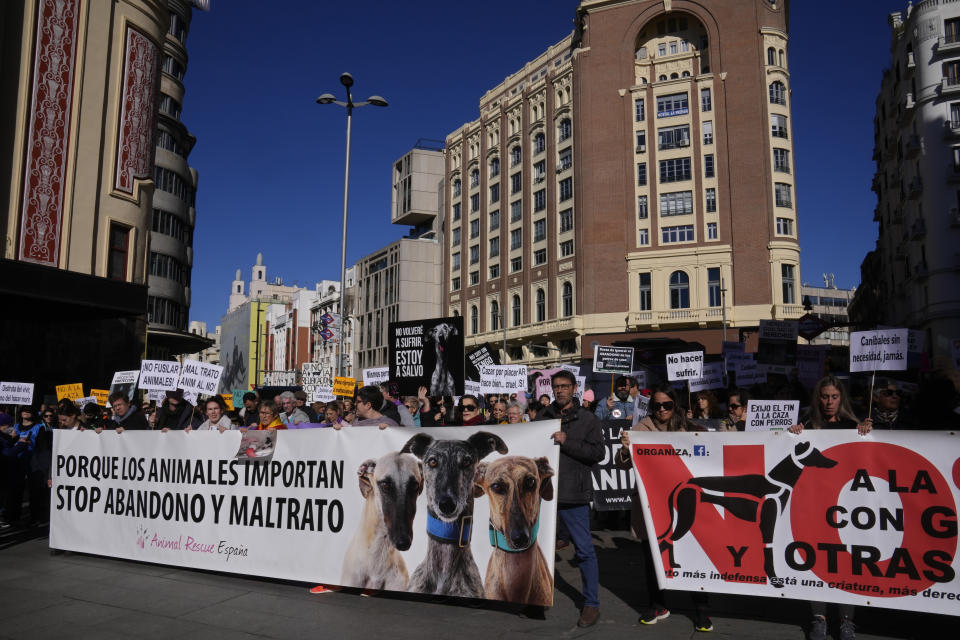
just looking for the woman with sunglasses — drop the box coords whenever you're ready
[869,378,911,429]
[719,389,749,431]
[456,395,485,426]
[635,384,696,432]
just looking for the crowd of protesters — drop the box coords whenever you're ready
[2,365,958,640]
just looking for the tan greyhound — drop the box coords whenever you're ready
[474,456,555,606]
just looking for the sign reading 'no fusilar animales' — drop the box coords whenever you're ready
[626,430,960,615]
[593,346,635,374]
[389,317,464,396]
[479,365,527,394]
[666,351,704,381]
[139,360,181,391]
[50,422,561,607]
[745,400,799,431]
[849,329,909,372]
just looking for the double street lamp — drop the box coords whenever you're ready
[317,73,388,377]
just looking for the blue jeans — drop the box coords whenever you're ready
[558,504,599,608]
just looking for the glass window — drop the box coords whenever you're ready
[773,149,790,173]
[704,154,715,178]
[782,264,796,304]
[558,118,571,141]
[559,177,573,201]
[533,160,546,182]
[452,252,460,271]
[636,130,647,152]
[451,227,461,246]
[534,248,547,265]
[702,121,713,145]
[511,256,522,272]
[533,133,545,154]
[471,193,480,212]
[771,114,788,139]
[107,224,129,281]
[560,240,574,256]
[638,228,649,245]
[767,47,777,66]
[775,183,792,207]
[635,98,645,122]
[558,147,572,171]
[512,295,521,326]
[471,306,478,334]
[510,146,521,166]
[637,163,648,186]
[451,276,460,291]
[489,237,499,257]
[470,219,480,238]
[489,264,499,279]
[453,179,462,197]
[470,271,480,285]
[769,81,787,106]
[659,157,691,183]
[707,222,718,239]
[489,183,500,203]
[637,195,648,219]
[658,124,690,150]
[534,189,546,211]
[560,208,573,232]
[470,245,479,264]
[511,172,522,194]
[534,219,546,242]
[701,88,712,112]
[660,190,693,216]
[669,271,690,309]
[776,217,794,235]
[705,188,716,212]
[662,224,695,243]
[510,228,522,250]
[452,203,461,221]
[510,200,522,222]
[639,273,651,310]
[708,267,721,307]
[656,92,689,117]
[536,289,546,322]
[470,169,480,188]
[489,209,500,230]
[490,157,500,177]
[490,301,500,330]
[562,282,573,317]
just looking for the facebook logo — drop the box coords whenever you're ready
[693,445,706,457]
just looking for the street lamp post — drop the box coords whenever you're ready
[317,73,388,378]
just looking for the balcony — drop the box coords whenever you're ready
[941,78,960,96]
[905,135,921,156]
[907,176,923,198]
[939,34,960,53]
[773,304,804,319]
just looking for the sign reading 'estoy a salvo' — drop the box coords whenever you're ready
[849,329,909,372]
[666,351,704,381]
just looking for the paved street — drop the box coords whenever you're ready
[0,525,950,640]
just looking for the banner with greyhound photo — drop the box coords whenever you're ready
[625,430,960,616]
[50,422,560,606]
[389,317,465,396]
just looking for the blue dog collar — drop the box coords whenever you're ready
[426,511,473,547]
[488,514,540,553]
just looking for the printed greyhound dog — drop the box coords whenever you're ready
[401,431,508,597]
[341,452,424,591]
[657,441,837,586]
[426,322,458,396]
[474,456,555,606]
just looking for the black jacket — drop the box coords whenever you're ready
[157,401,199,430]
[537,399,605,505]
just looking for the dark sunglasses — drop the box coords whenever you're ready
[878,389,902,397]
[728,403,741,410]
[43,413,54,418]
[460,404,477,411]
[650,401,675,412]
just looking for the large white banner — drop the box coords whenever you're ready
[51,423,561,606]
[626,430,960,615]
[479,364,527,394]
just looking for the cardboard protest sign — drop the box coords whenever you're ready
[389,317,464,395]
[632,394,650,427]
[480,365,527,395]
[560,363,582,375]
[688,362,725,393]
[630,370,648,388]
[725,351,754,373]
[219,394,234,410]
[314,387,336,403]
[592,419,635,511]
[231,390,246,410]
[850,329,909,372]
[109,370,140,402]
[593,346,635,374]
[74,396,98,410]
[147,389,166,403]
[666,351,704,381]
[91,389,109,406]
[465,344,501,382]
[301,363,332,398]
[757,320,798,366]
[56,383,84,401]
[178,360,224,397]
[464,379,481,398]
[735,360,767,386]
[626,430,960,615]
[333,377,356,398]
[51,422,561,607]
[0,382,35,405]
[139,361,181,391]
[745,400,799,431]
[361,366,389,388]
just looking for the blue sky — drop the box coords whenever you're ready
[184,1,905,329]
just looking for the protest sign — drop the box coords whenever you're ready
[535,375,553,401]
[735,361,767,386]
[182,390,198,406]
[91,390,109,406]
[361,366,389,388]
[74,396,98,410]
[50,421,561,606]
[178,360,224,397]
[688,362,725,393]
[757,320,798,366]
[314,386,336,403]
[333,377,356,398]
[666,351,704,381]
[220,394,234,410]
[591,420,635,511]
[850,329,909,372]
[632,394,650,427]
[625,430,960,615]
[630,370,648,388]
[464,379,481,398]
[147,389,166,403]
[593,346,634,374]
[465,344,500,382]
[231,390,246,410]
[745,400,799,431]
[56,383,84,401]
[109,370,140,402]
[726,351,754,373]
[389,317,464,395]
[301,363,332,398]
[480,365,527,395]
[0,381,35,405]
[560,363,582,375]
[139,361,181,391]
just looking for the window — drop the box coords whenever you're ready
[489,264,499,278]
[701,88,712,112]
[638,228,649,245]
[533,160,546,182]
[708,267,721,307]
[659,157,691,183]
[452,203,461,221]
[662,224,695,243]
[669,41,678,55]
[776,217,794,235]
[511,172,522,194]
[107,224,130,281]
[658,124,690,150]
[471,306,478,334]
[947,17,960,44]
[658,43,666,56]
[702,121,713,145]
[660,190,693,216]
[168,12,188,42]
[452,252,460,271]
[511,295,521,326]
[782,264,796,304]
[704,154,715,178]
[147,296,186,330]
[510,200,522,222]
[558,118,571,141]
[470,271,480,285]
[470,169,480,188]
[510,146,521,167]
[773,148,790,173]
[769,81,786,105]
[511,256,522,272]
[946,60,960,86]
[637,163,648,186]
[156,130,184,155]
[560,240,574,256]
[705,188,717,212]
[534,248,547,265]
[489,210,500,230]
[489,183,500,203]
[779,49,785,68]
[656,92,689,117]
[637,195,649,219]
[154,167,193,204]
[491,301,500,330]
[510,228,522,250]
[558,147,572,171]
[452,276,460,291]
[489,237,500,257]
[635,98,645,122]
[453,179,462,197]
[452,227,461,246]
[767,47,776,66]
[150,252,189,287]
[559,177,573,201]
[706,222,718,239]
[771,114,788,139]
[470,193,480,212]
[775,183,793,207]
[470,245,479,264]
[151,208,191,244]
[560,208,573,232]
[562,282,573,317]
[470,219,480,238]
[159,94,181,119]
[534,219,546,242]
[490,157,500,177]
[669,271,690,309]
[533,189,546,211]
[536,289,546,322]
[533,132,546,154]
[639,273,651,310]
[636,130,647,152]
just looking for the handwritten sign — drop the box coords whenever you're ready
[850,329,909,372]
[221,394,234,410]
[139,360,180,391]
[361,367,389,388]
[0,381,34,405]
[333,376,356,397]
[313,386,336,403]
[745,400,799,432]
[666,351,704,381]
[480,365,528,394]
[91,389,109,406]
[178,360,224,397]
[56,383,84,401]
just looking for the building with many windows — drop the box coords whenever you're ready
[443,0,802,364]
[850,1,960,365]
[801,279,855,347]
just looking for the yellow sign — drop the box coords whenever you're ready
[333,377,356,398]
[56,383,84,401]
[91,389,109,406]
[221,394,234,410]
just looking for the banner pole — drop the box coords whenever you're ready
[688,380,692,416]
[867,370,876,417]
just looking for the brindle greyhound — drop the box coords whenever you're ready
[426,322,458,397]
[402,431,508,597]
[474,456,555,606]
[341,452,423,591]
[657,441,837,586]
